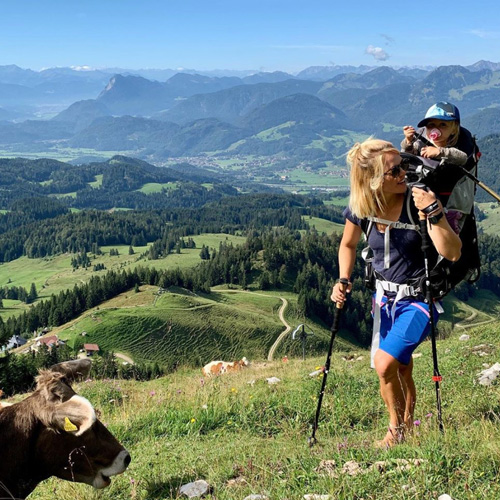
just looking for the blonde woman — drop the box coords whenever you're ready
[331,138,461,448]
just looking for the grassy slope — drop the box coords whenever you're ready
[46,285,357,367]
[23,321,500,500]
[0,233,247,321]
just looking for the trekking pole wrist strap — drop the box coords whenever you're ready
[422,200,440,215]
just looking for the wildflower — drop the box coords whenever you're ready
[149,391,156,397]
[190,418,196,423]
[231,387,238,393]
[201,404,208,410]
[130,478,136,484]
[227,420,233,425]
[414,420,421,426]
[426,412,433,418]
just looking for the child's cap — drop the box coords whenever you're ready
[418,102,460,127]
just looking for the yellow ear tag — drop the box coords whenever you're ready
[64,417,78,432]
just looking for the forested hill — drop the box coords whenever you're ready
[476,133,500,202]
[0,155,245,210]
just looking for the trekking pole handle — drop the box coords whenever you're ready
[336,278,350,310]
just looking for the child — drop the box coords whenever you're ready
[401,101,467,166]
[401,101,479,231]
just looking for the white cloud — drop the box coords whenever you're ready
[365,45,390,61]
[469,29,500,40]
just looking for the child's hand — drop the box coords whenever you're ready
[421,146,440,158]
[403,125,415,142]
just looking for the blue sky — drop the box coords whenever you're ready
[3,0,500,73]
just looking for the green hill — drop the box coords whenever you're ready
[20,320,500,500]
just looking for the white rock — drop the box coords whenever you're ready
[438,495,454,500]
[179,479,211,498]
[266,377,281,385]
[478,362,500,386]
[244,495,269,500]
[459,334,470,341]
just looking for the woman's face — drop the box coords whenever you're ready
[382,152,407,194]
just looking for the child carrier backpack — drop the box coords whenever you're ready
[361,143,481,298]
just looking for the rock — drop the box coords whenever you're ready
[226,476,248,487]
[412,352,422,358]
[356,356,364,361]
[266,377,281,385]
[478,362,500,386]
[342,460,363,476]
[438,495,454,500]
[315,460,337,477]
[179,479,211,498]
[243,495,269,500]
[459,334,470,341]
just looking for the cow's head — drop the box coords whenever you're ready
[0,359,131,498]
[33,359,131,489]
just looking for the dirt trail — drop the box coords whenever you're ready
[212,290,290,361]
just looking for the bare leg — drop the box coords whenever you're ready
[399,358,416,429]
[373,349,407,447]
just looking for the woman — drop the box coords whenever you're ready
[331,138,461,448]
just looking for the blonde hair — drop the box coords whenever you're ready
[347,138,399,219]
[446,120,460,146]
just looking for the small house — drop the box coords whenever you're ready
[83,343,100,356]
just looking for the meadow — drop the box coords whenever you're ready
[22,321,500,500]
[0,233,247,321]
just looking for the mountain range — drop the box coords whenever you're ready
[1,62,500,165]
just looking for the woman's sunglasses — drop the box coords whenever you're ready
[384,158,410,178]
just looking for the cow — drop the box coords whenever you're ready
[0,358,131,499]
[202,357,250,377]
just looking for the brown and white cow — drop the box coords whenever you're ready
[0,358,130,499]
[202,357,250,377]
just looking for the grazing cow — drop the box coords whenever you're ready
[202,357,250,377]
[0,358,131,499]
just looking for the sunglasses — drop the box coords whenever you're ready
[384,158,410,178]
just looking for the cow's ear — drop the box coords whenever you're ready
[52,395,97,436]
[49,359,92,382]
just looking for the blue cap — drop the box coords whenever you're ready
[417,102,460,127]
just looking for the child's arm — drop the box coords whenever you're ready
[421,145,467,165]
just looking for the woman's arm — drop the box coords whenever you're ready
[330,219,362,305]
[411,187,462,262]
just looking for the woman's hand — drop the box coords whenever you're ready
[420,145,440,158]
[330,280,352,306]
[411,186,441,219]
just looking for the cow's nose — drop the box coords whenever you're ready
[124,452,131,468]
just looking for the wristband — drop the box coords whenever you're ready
[428,210,444,225]
[338,278,350,286]
[422,200,440,215]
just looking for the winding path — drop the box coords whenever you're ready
[212,290,290,361]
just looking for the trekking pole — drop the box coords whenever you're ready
[418,207,444,433]
[308,278,348,447]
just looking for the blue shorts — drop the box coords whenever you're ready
[375,297,439,365]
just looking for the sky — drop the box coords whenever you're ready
[2,0,500,73]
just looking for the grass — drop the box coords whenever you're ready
[44,285,356,367]
[477,202,500,235]
[23,321,500,500]
[302,216,344,235]
[0,234,246,321]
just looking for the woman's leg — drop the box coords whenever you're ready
[373,348,407,447]
[399,357,416,429]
